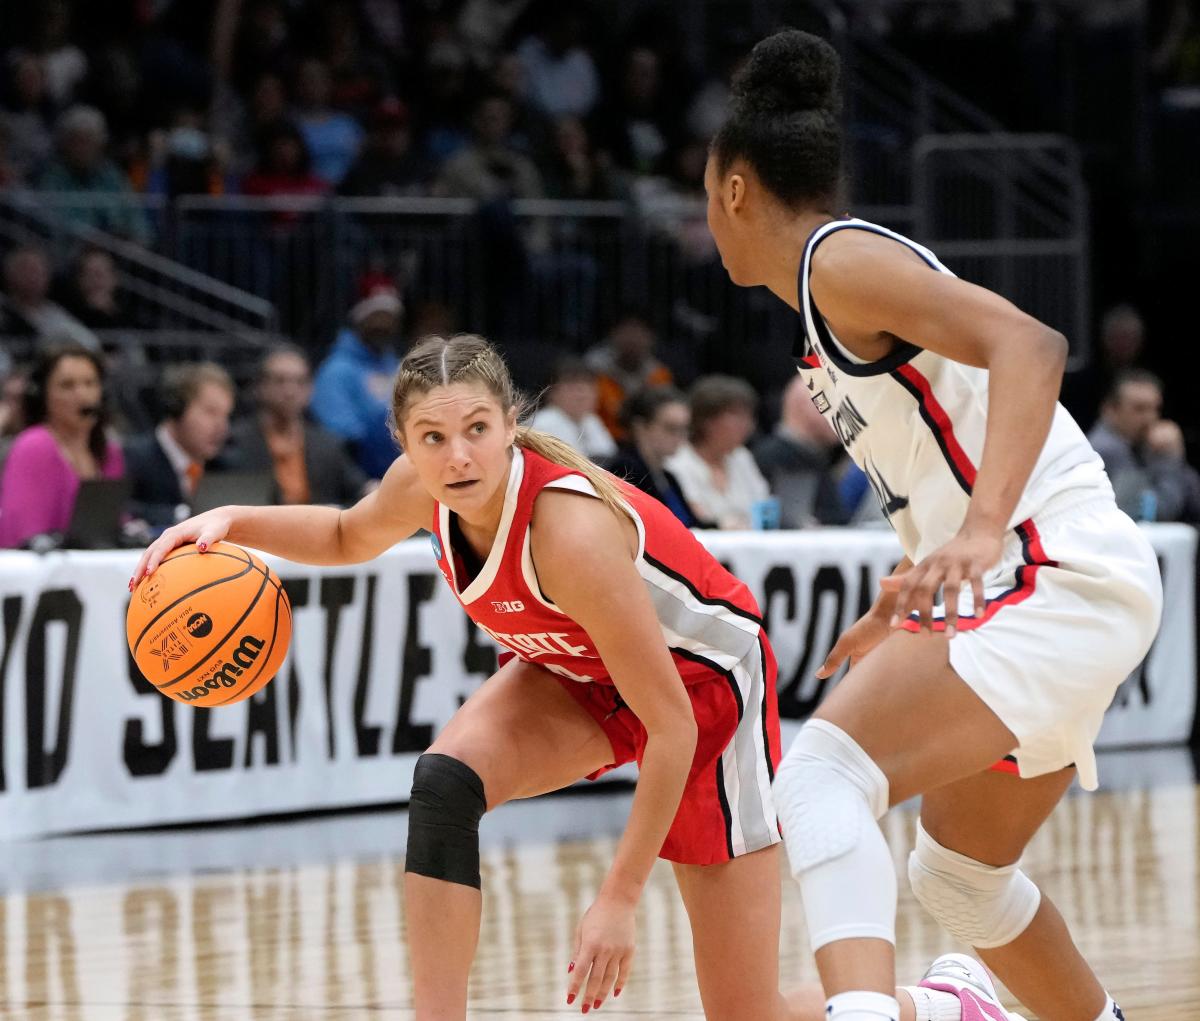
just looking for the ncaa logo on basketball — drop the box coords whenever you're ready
[430,533,443,560]
[186,611,213,638]
[491,600,524,613]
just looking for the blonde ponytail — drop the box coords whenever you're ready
[514,426,632,522]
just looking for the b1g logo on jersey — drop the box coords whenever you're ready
[491,600,524,613]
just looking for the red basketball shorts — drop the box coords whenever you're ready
[556,637,783,866]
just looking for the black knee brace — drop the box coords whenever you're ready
[405,753,487,889]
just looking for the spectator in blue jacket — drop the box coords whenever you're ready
[311,282,403,480]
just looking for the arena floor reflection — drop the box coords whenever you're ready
[1,749,1197,1019]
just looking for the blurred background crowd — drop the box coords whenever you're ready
[1,0,1198,550]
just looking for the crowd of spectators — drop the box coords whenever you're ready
[0,1,1164,220]
[0,1,763,392]
[2,287,1200,551]
[0,1,737,224]
[0,252,856,551]
[1,2,1198,549]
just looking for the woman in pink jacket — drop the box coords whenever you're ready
[0,344,123,548]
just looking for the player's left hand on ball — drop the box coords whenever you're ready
[131,509,234,589]
[567,895,636,1012]
[883,531,1002,637]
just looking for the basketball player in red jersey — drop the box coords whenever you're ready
[704,28,1159,1021]
[134,333,794,1019]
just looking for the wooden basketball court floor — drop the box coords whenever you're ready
[1,748,1197,1020]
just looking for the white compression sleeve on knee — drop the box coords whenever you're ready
[774,719,895,950]
[908,821,1041,949]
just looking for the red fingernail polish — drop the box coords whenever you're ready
[614,988,622,998]
[566,995,575,1005]
[593,1000,601,1010]
[582,1006,589,1015]
[567,962,574,973]
[197,542,207,552]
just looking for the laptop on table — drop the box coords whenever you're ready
[190,470,275,515]
[64,478,132,549]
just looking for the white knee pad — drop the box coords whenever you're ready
[774,719,895,950]
[908,820,1041,949]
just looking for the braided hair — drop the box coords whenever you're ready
[392,334,630,521]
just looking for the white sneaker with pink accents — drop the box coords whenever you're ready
[916,953,1027,1021]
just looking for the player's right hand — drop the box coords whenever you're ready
[567,895,636,1013]
[814,605,892,679]
[130,509,235,590]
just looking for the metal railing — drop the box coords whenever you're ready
[914,134,1090,365]
[171,194,485,347]
[1,328,277,373]
[3,182,1089,385]
[0,191,276,333]
[841,31,1005,226]
[161,194,802,392]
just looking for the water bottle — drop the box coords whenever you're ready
[750,497,782,530]
[1139,488,1157,522]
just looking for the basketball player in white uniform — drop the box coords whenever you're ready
[704,29,1158,1021]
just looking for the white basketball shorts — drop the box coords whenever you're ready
[901,489,1163,790]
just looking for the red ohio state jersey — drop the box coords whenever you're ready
[430,448,766,688]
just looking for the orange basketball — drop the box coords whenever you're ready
[127,542,292,706]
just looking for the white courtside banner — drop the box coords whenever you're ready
[0,524,1194,839]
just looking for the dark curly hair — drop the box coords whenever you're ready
[711,29,843,211]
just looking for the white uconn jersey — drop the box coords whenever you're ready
[798,218,1111,563]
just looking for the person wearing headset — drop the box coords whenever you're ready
[122,362,235,532]
[0,343,124,549]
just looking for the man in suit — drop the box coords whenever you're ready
[123,362,235,531]
[226,345,369,507]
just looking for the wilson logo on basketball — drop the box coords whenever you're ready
[177,634,266,702]
[186,611,213,638]
[491,600,524,613]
